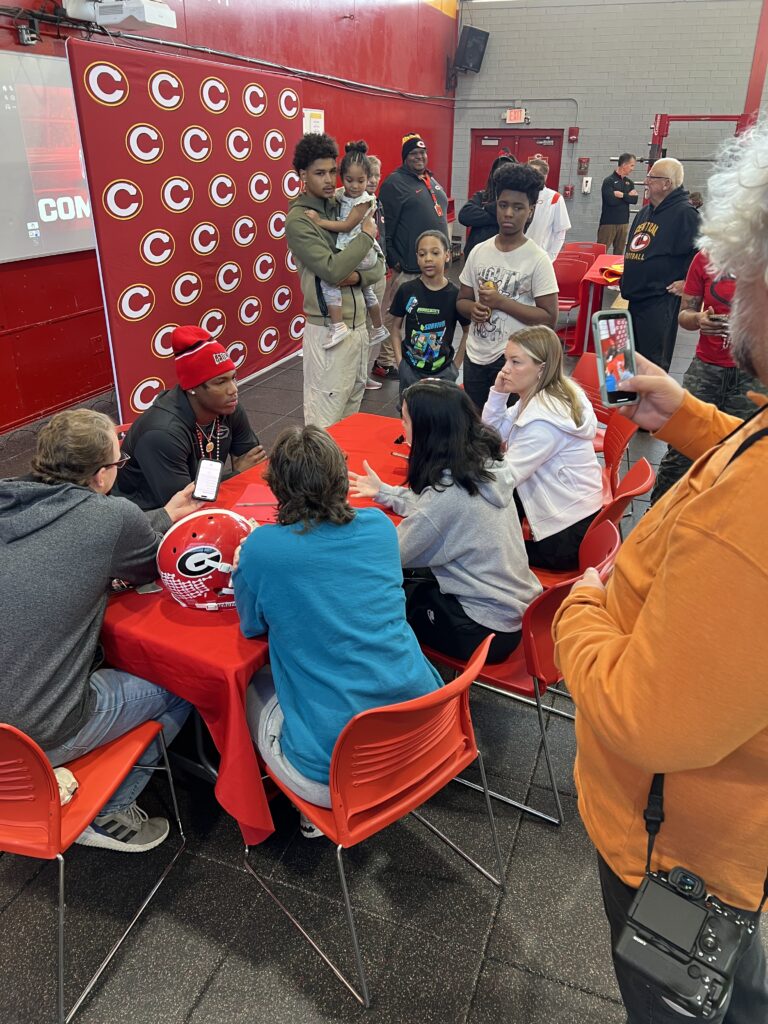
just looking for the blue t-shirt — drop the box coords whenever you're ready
[234,507,441,783]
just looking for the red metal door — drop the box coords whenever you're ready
[468,129,564,196]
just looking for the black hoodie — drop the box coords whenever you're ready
[379,165,449,273]
[621,187,699,302]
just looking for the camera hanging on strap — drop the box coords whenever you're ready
[615,773,768,1018]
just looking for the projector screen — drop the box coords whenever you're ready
[0,52,95,263]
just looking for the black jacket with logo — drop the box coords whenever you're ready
[621,187,699,302]
[379,165,449,273]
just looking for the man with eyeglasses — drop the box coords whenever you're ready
[621,158,699,371]
[114,326,266,510]
[0,408,199,852]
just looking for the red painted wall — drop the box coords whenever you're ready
[0,1,456,432]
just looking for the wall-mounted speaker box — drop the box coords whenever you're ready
[454,26,490,73]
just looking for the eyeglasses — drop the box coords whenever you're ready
[103,454,131,470]
[645,175,670,181]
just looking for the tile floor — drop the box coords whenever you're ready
[1,317,759,1024]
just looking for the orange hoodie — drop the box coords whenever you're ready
[554,391,768,910]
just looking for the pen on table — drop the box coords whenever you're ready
[390,451,409,460]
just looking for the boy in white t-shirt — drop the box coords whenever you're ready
[458,163,559,411]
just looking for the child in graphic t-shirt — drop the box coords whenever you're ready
[389,231,469,410]
[457,162,559,411]
[305,140,390,351]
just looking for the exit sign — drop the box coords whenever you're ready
[505,108,526,124]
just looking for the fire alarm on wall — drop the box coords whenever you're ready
[577,156,590,175]
[563,185,574,200]
[568,126,579,143]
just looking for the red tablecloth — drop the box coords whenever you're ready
[101,412,407,844]
[572,255,625,356]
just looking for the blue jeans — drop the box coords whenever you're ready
[43,669,191,814]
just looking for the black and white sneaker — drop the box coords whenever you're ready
[75,802,169,853]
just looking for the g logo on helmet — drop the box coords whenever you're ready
[157,510,251,611]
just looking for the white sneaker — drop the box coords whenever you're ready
[75,802,169,853]
[323,323,350,349]
[299,813,325,840]
[364,378,383,390]
[368,325,390,345]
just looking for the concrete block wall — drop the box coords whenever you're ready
[452,0,766,242]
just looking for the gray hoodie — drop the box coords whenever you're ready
[0,478,167,749]
[376,460,542,632]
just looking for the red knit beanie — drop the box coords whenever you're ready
[171,326,236,390]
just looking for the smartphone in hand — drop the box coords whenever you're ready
[591,311,639,406]
[193,458,224,502]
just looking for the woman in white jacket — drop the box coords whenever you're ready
[482,325,604,570]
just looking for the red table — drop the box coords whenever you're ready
[101,412,407,844]
[571,254,624,357]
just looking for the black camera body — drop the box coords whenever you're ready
[616,867,755,1018]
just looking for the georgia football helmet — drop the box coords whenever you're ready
[157,509,251,611]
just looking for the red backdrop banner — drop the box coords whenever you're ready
[67,39,304,421]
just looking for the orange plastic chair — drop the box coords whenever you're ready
[421,574,594,831]
[0,722,185,1024]
[531,519,620,589]
[244,636,504,1008]
[563,241,607,258]
[589,457,655,534]
[602,411,639,497]
[571,352,612,454]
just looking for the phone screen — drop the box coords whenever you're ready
[193,458,224,501]
[592,312,638,404]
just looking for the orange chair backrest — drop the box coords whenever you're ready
[553,258,588,299]
[328,636,493,846]
[578,520,621,576]
[521,581,574,687]
[0,725,61,859]
[603,412,639,494]
[589,458,655,532]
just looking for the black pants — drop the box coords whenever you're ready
[627,293,681,372]
[597,855,768,1024]
[462,353,506,412]
[404,576,521,664]
[515,492,597,571]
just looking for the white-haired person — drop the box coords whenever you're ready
[554,123,768,1023]
[621,157,699,371]
[481,325,604,571]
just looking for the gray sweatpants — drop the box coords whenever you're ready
[302,320,369,428]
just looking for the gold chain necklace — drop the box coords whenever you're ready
[195,417,220,459]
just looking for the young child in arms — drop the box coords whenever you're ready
[306,139,389,349]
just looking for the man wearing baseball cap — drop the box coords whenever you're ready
[376,133,450,378]
[114,326,266,509]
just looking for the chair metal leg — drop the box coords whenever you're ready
[410,752,506,891]
[335,846,370,1008]
[534,677,564,826]
[243,847,370,1007]
[472,681,574,722]
[57,854,65,1024]
[64,732,186,1023]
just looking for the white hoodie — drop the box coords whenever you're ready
[482,386,604,541]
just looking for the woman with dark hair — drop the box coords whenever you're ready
[349,379,541,663]
[458,154,517,258]
[234,425,440,833]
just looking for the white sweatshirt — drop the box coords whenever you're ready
[482,386,604,541]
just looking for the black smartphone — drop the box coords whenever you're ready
[591,310,639,405]
[193,458,224,501]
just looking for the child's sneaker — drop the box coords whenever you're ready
[299,813,325,840]
[368,325,390,345]
[323,323,350,349]
[75,802,169,853]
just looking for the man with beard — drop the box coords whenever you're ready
[553,124,768,1023]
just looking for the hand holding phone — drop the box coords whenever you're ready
[193,458,224,502]
[591,311,639,406]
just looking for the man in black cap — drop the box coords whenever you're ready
[376,133,449,378]
[114,325,266,509]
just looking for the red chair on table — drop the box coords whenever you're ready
[563,241,607,258]
[531,518,620,590]
[244,636,504,1009]
[0,722,185,1024]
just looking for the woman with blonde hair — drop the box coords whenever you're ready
[482,325,604,570]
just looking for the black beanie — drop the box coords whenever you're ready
[402,133,426,162]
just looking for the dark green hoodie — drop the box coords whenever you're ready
[285,191,385,328]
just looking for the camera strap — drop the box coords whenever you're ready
[642,773,768,912]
